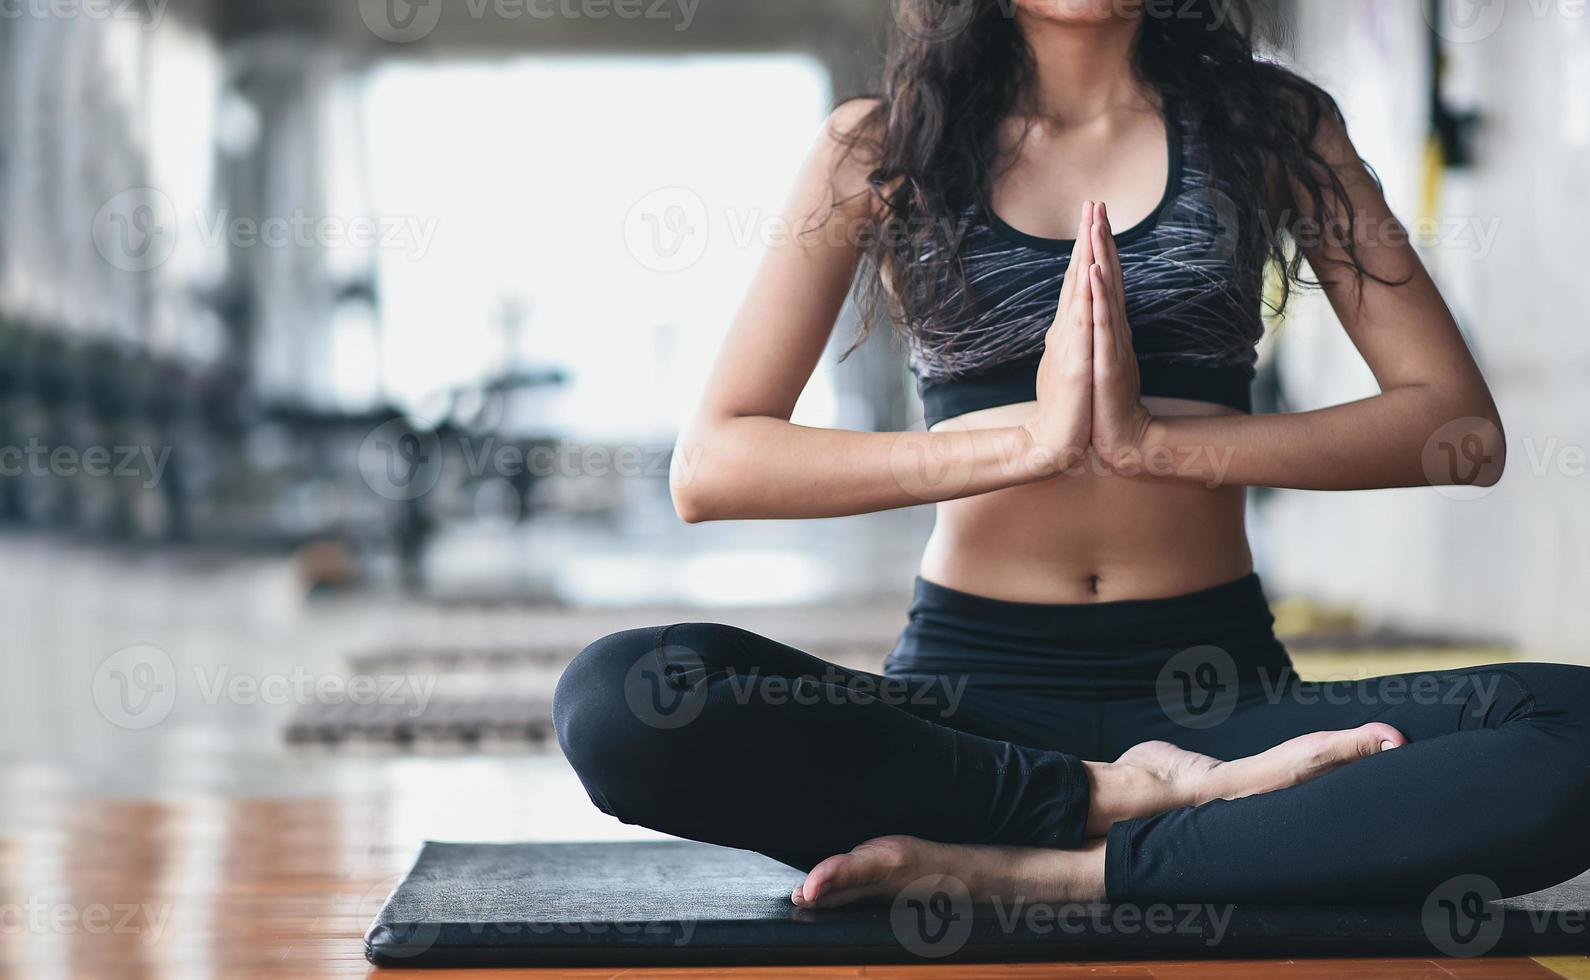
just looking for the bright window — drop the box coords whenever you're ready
[361,55,834,441]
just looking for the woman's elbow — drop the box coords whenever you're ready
[1425,407,1507,489]
[668,433,728,524]
[1473,415,1507,487]
[669,456,711,525]
[670,484,714,525]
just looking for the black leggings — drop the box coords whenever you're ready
[553,575,1590,904]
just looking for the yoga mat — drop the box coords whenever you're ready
[365,841,1590,967]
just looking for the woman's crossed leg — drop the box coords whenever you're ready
[553,623,1416,907]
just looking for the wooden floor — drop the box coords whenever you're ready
[0,796,1584,980]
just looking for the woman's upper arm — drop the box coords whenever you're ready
[1294,110,1496,413]
[692,100,879,426]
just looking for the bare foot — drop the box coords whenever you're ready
[791,835,1106,910]
[1087,723,1407,834]
[792,725,1406,911]
[1189,723,1407,803]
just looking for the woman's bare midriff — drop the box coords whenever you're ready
[923,397,1253,604]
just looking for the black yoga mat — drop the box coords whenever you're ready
[365,840,1590,967]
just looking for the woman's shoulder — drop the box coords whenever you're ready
[815,97,886,217]
[827,96,882,135]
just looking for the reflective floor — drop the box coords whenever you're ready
[0,784,1578,979]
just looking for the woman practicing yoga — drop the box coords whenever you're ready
[556,0,1590,908]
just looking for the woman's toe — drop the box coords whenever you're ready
[800,852,858,905]
[798,836,922,908]
[1327,722,1407,763]
[1361,722,1408,754]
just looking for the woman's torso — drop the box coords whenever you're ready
[914,96,1264,604]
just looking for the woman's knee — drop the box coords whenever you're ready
[552,624,732,818]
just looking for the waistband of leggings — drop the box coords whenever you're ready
[908,573,1280,653]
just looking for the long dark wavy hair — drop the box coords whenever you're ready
[834,0,1393,345]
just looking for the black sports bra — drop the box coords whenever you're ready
[910,98,1267,429]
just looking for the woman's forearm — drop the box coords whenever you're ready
[1136,386,1506,491]
[671,416,1057,522]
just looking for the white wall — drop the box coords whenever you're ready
[1268,0,1590,657]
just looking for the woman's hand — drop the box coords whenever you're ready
[1088,205,1155,472]
[1022,202,1100,475]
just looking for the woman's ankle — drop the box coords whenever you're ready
[1082,761,1186,837]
